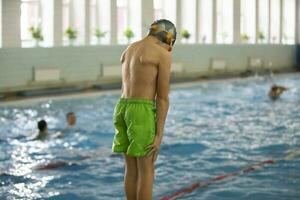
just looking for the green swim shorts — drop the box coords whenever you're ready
[112,98,156,157]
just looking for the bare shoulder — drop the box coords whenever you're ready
[158,48,171,66]
[148,42,172,63]
[128,40,143,51]
[120,42,139,63]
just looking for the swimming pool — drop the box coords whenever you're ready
[0,73,299,200]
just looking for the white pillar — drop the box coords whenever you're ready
[95,0,100,27]
[255,0,259,43]
[176,0,182,43]
[279,0,283,44]
[268,0,271,43]
[1,0,21,47]
[233,0,241,44]
[195,0,200,43]
[212,0,217,44]
[53,0,63,46]
[84,0,90,45]
[141,0,154,37]
[70,0,74,28]
[296,0,300,43]
[0,0,2,47]
[110,0,117,44]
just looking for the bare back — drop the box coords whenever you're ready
[121,37,171,100]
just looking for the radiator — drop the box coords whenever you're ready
[103,65,122,77]
[211,59,226,70]
[34,67,60,82]
[171,62,184,73]
[248,58,262,68]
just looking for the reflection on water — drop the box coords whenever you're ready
[0,74,300,200]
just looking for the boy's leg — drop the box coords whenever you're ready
[136,154,155,200]
[124,154,138,200]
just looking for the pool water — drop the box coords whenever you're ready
[0,73,299,200]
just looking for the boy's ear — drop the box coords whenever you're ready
[168,43,173,52]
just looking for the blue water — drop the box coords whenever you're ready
[0,73,300,200]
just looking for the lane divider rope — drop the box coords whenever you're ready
[159,151,300,200]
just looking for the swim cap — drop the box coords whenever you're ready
[148,19,177,46]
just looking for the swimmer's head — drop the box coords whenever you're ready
[38,120,47,132]
[271,85,277,90]
[66,112,76,126]
[148,19,177,49]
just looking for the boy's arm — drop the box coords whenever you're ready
[120,50,126,94]
[277,86,288,91]
[148,52,171,163]
[155,54,171,138]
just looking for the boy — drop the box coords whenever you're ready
[112,19,176,200]
[268,84,288,100]
[35,120,48,140]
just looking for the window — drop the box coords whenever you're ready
[153,0,163,19]
[21,0,41,47]
[199,0,213,44]
[258,0,269,43]
[40,0,54,47]
[270,0,280,44]
[117,0,128,44]
[241,0,256,44]
[20,0,53,47]
[90,0,110,45]
[62,0,85,46]
[216,0,233,44]
[128,0,141,42]
[153,0,176,24]
[117,0,141,44]
[282,0,295,44]
[181,0,196,43]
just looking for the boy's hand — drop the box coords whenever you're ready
[147,135,162,164]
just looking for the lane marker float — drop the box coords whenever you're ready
[159,151,300,200]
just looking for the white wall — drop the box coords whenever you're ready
[0,44,297,92]
[173,44,296,73]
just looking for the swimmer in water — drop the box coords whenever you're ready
[43,112,77,139]
[112,19,176,200]
[268,84,288,100]
[66,112,76,128]
[34,120,48,140]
